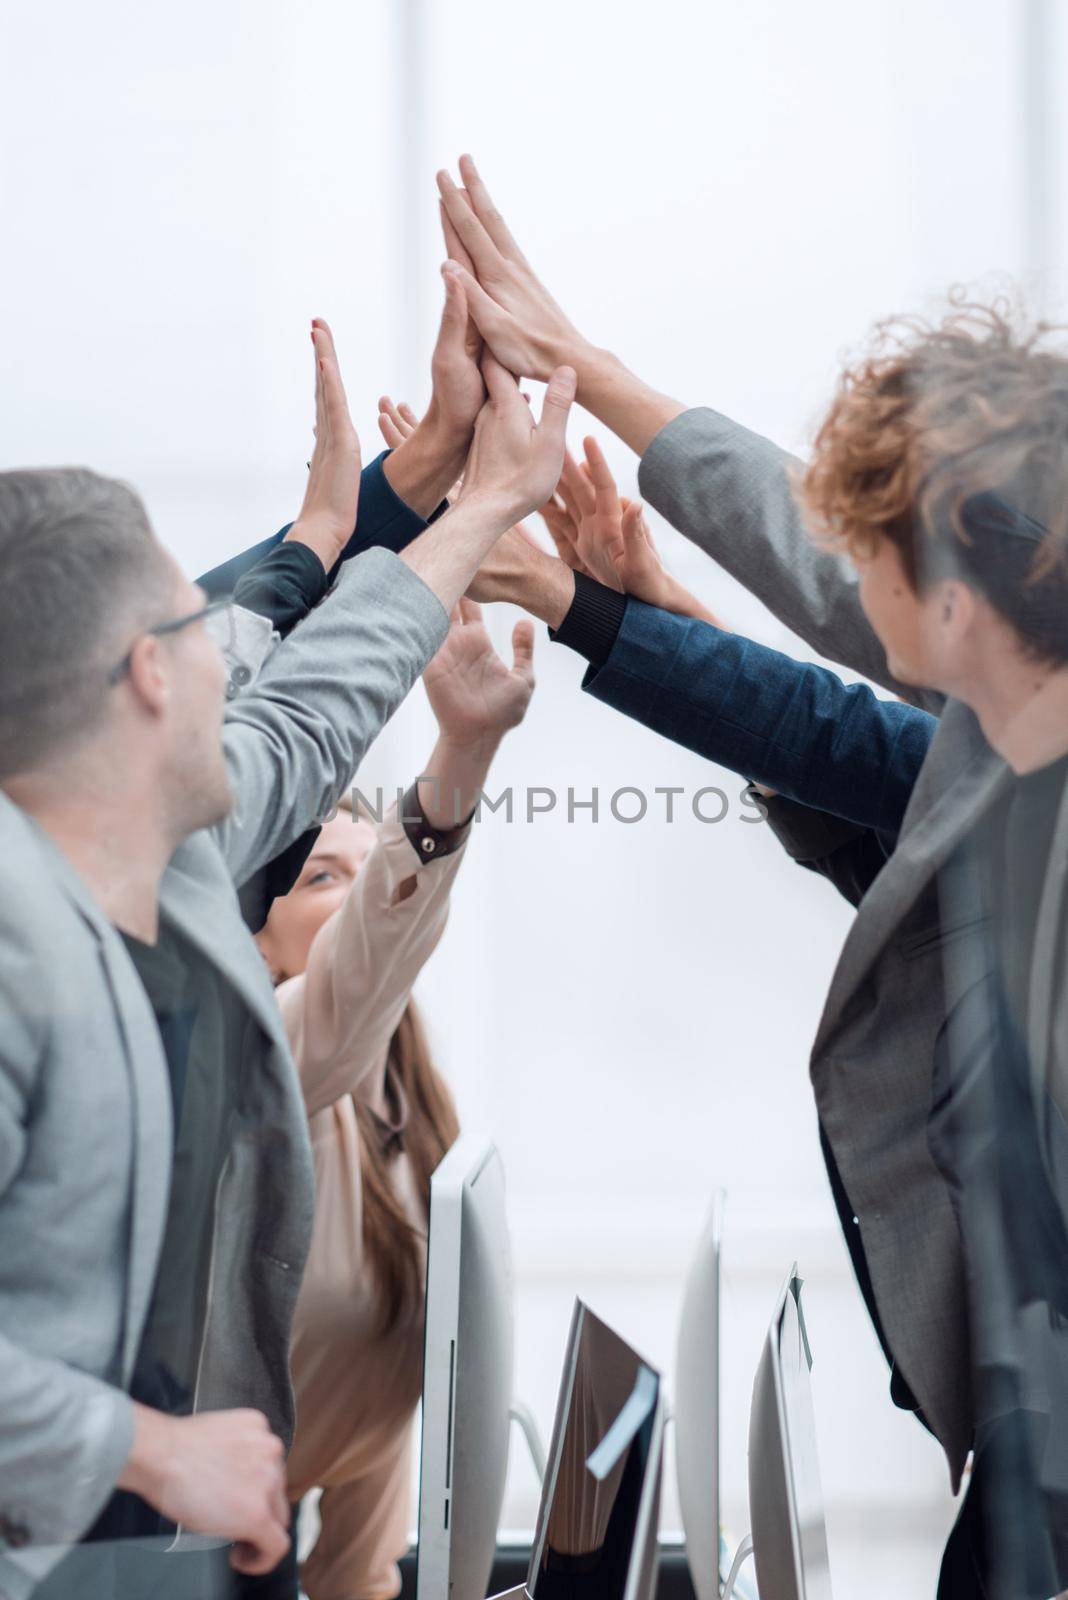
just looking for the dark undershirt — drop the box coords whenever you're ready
[993,753,1068,1040]
[85,927,240,1545]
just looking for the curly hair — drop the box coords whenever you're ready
[799,296,1068,663]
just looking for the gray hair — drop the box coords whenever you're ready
[0,467,175,778]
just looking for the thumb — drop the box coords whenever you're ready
[443,263,511,356]
[616,498,647,573]
[511,618,536,682]
[536,365,577,456]
[439,269,469,340]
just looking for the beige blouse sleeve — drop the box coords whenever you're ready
[276,800,469,1119]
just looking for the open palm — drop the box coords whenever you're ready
[423,598,535,747]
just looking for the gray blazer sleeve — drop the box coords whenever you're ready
[215,546,449,889]
[0,933,135,1560]
[637,406,942,711]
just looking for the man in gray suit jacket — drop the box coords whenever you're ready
[437,156,1068,1594]
[0,306,577,1599]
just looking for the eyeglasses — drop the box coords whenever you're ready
[107,596,243,687]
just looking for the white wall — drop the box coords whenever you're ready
[3,2,1065,1592]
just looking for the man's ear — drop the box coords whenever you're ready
[125,633,171,715]
[937,579,977,640]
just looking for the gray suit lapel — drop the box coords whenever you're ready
[815,702,1011,1058]
[11,812,174,1380]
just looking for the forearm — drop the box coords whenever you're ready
[417,733,502,828]
[578,599,935,836]
[635,406,942,711]
[197,453,437,602]
[383,404,468,520]
[478,540,577,629]
[285,808,462,1116]
[282,514,343,574]
[116,1402,172,1504]
[0,1334,135,1550]
[218,549,448,886]
[401,495,526,615]
[569,346,687,459]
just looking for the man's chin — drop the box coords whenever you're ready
[193,773,234,834]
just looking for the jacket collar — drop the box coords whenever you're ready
[159,838,286,1045]
[814,699,1013,1059]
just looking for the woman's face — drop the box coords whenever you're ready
[256,811,378,982]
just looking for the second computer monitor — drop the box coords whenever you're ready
[747,1267,832,1600]
[417,1137,514,1600]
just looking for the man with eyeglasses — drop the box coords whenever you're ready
[0,306,576,1599]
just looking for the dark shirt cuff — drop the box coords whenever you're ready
[548,571,627,668]
[232,541,329,639]
[400,782,472,863]
[338,450,447,565]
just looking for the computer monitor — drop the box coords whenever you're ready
[747,1268,833,1600]
[674,1190,725,1600]
[416,1137,514,1600]
[522,1300,666,1600]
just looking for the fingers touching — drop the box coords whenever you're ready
[457,153,529,265]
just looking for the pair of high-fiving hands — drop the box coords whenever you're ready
[293,155,719,671]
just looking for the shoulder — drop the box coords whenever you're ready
[167,827,240,894]
[0,833,69,1074]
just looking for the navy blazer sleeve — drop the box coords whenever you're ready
[197,451,439,597]
[579,598,936,838]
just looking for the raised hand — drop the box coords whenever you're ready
[378,398,418,449]
[380,271,484,518]
[415,597,536,827]
[435,155,688,457]
[423,598,535,750]
[541,435,726,626]
[458,351,576,525]
[466,522,548,604]
[552,440,628,591]
[428,266,485,437]
[285,318,362,570]
[379,397,465,503]
[436,155,589,383]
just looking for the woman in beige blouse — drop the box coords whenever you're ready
[254,597,536,1600]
